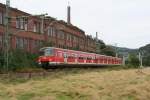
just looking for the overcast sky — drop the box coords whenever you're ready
[1,0,150,49]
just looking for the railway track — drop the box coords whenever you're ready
[45,65,121,73]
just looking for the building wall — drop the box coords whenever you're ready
[0,3,97,53]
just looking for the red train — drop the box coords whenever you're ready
[37,47,122,68]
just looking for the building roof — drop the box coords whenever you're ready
[0,2,85,35]
[58,20,85,34]
[0,3,30,16]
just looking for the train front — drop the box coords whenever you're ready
[37,47,55,68]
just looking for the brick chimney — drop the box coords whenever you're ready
[67,4,71,24]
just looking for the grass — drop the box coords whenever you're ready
[0,67,150,100]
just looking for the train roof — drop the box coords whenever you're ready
[40,47,121,59]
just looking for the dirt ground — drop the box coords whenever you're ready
[0,67,150,100]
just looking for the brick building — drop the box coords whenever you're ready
[0,3,96,53]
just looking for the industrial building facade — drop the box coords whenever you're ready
[0,3,97,53]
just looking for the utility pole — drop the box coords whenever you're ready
[3,0,10,71]
[114,43,118,57]
[122,56,125,66]
[95,32,100,54]
[139,52,143,68]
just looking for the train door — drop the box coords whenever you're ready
[58,51,64,63]
[64,52,67,64]
[94,55,97,64]
[95,56,99,64]
[69,53,76,63]
[99,56,102,64]
[92,56,95,63]
[75,54,78,64]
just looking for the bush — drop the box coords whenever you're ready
[142,56,150,66]
[101,46,116,56]
[126,54,140,68]
[0,49,39,72]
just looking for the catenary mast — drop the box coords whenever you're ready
[4,0,10,71]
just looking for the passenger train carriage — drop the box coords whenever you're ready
[37,47,122,68]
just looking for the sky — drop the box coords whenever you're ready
[1,0,150,49]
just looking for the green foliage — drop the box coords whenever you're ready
[139,44,150,66]
[0,49,39,72]
[17,93,35,100]
[142,56,150,66]
[0,52,4,69]
[72,45,80,51]
[126,54,140,68]
[101,46,116,56]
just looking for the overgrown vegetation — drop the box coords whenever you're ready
[100,46,116,56]
[0,67,150,100]
[139,44,150,66]
[126,53,140,68]
[0,49,39,72]
[115,43,150,67]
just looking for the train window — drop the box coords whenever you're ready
[87,57,92,60]
[79,57,84,60]
[68,56,74,59]
[92,56,95,60]
[44,49,53,56]
[75,54,78,58]
[58,52,63,57]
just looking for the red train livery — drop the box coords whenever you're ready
[37,47,122,68]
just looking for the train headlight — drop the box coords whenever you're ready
[38,62,41,65]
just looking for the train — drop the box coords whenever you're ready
[37,47,122,68]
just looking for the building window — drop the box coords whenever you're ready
[0,12,4,25]
[23,38,28,49]
[48,27,53,37]
[57,31,65,39]
[67,34,71,41]
[20,18,24,29]
[16,18,20,28]
[47,27,56,37]
[16,37,24,49]
[0,35,3,47]
[61,31,65,39]
[24,21,28,31]
[74,36,78,42]
[33,22,41,33]
[33,40,37,48]
[33,24,36,32]
[69,34,72,41]
[16,37,19,48]
[39,40,43,47]
[32,40,41,50]
[16,17,28,30]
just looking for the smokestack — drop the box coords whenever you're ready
[67,4,71,24]
[96,32,98,41]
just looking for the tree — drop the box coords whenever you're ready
[0,49,39,72]
[139,44,150,66]
[142,56,150,66]
[101,46,116,56]
[127,53,140,67]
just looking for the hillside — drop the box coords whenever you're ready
[117,47,138,54]
[0,68,150,100]
[140,44,150,54]
[114,44,150,66]
[115,47,138,57]
[139,44,150,66]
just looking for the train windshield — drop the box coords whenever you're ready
[40,48,54,56]
[44,49,53,56]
